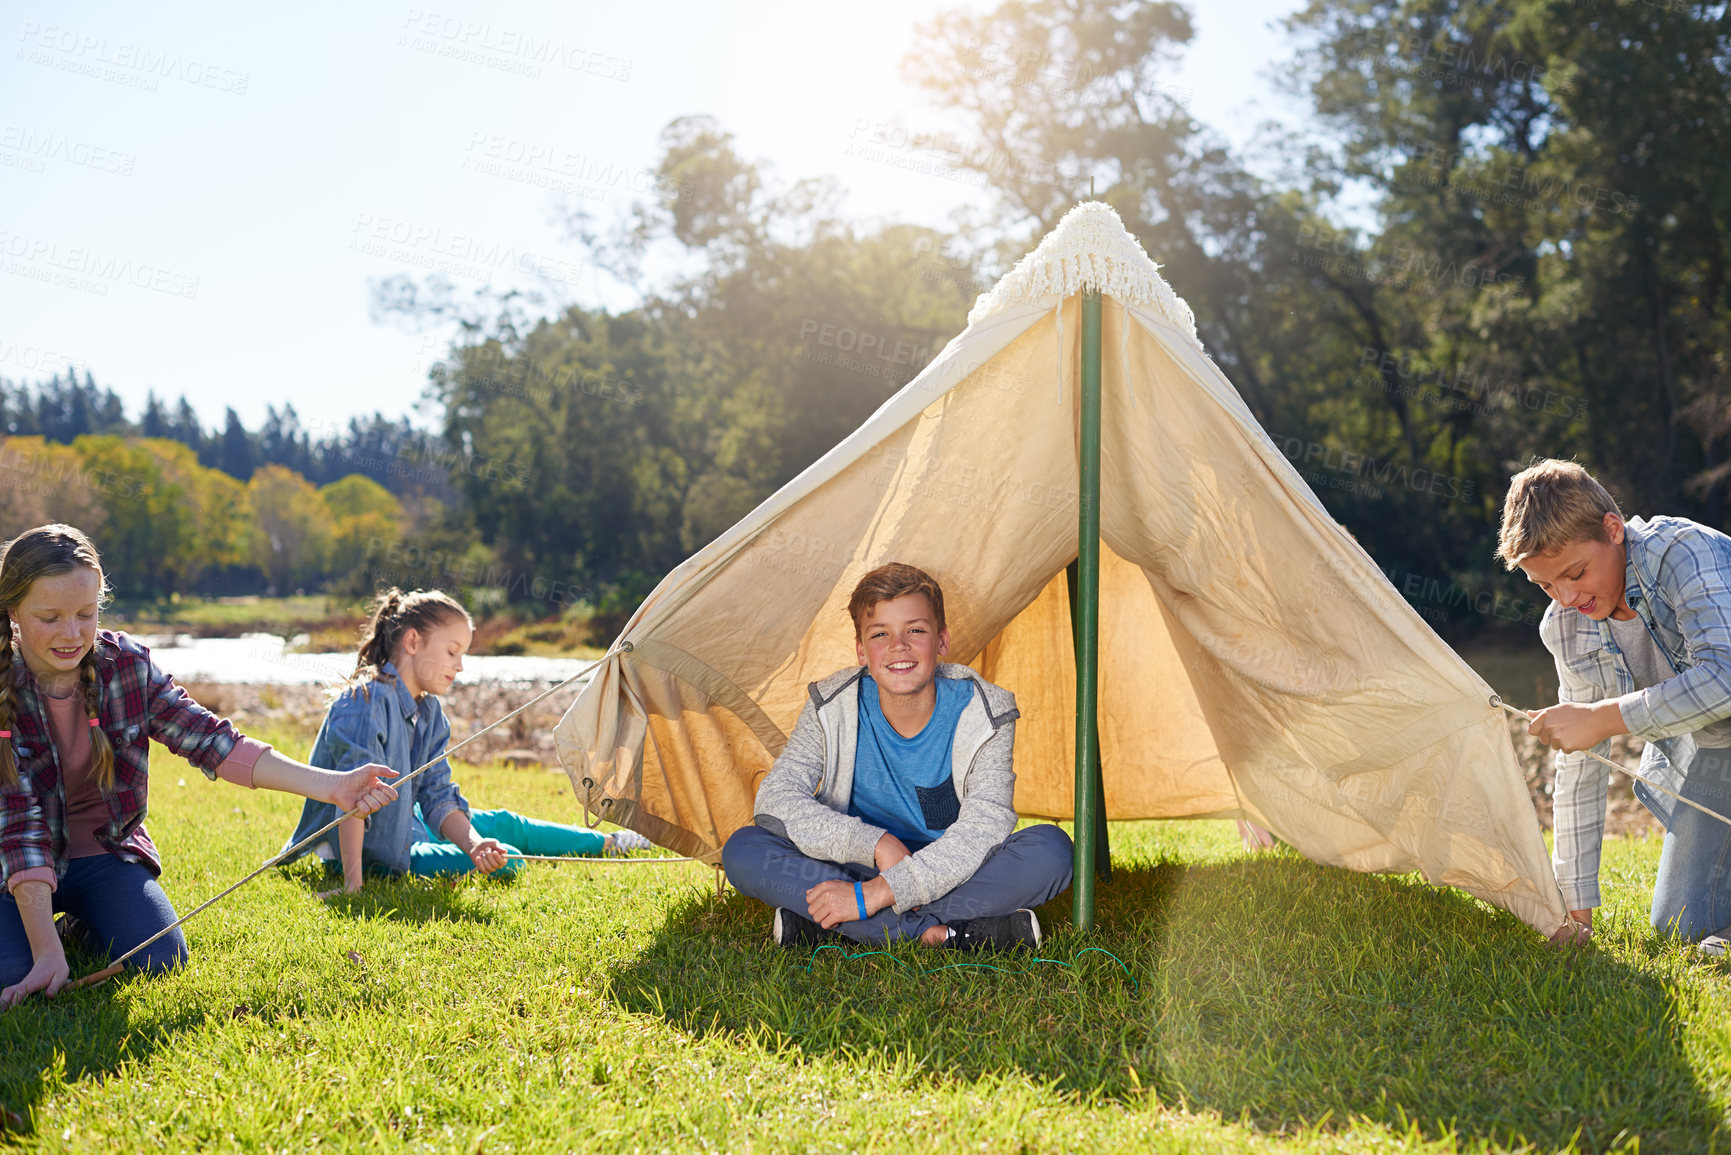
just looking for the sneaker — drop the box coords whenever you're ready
[772,907,842,948]
[1699,930,1731,958]
[944,908,1041,952]
[605,830,653,856]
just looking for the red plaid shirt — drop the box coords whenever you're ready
[1,629,249,892]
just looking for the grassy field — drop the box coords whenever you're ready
[2,728,1728,1153]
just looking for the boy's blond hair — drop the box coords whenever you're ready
[1496,459,1624,569]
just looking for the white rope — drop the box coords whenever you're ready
[505,853,698,865]
[1491,695,1731,831]
[69,646,622,988]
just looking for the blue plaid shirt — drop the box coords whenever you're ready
[1543,515,1731,909]
[279,663,467,876]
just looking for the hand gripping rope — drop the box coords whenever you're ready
[67,643,686,991]
[1489,694,1731,832]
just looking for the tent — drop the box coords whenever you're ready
[552,201,1569,938]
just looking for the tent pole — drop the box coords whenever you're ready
[1066,560,1111,882]
[1073,288,1103,932]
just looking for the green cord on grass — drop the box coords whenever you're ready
[801,942,1139,993]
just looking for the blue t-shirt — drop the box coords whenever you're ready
[847,674,973,849]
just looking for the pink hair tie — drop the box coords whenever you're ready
[88,719,100,728]
[0,731,9,739]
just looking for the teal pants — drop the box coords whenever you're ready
[408,809,608,879]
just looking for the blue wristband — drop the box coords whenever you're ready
[854,881,867,921]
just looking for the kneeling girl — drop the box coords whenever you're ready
[0,524,398,1007]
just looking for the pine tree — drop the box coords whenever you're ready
[218,407,255,480]
[173,396,207,460]
[141,391,170,439]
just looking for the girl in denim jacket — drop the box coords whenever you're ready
[282,587,643,892]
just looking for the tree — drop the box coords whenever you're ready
[426,121,979,600]
[1276,0,1728,565]
[901,0,1727,634]
[1532,2,1731,520]
[247,464,334,593]
[0,436,104,543]
[69,435,175,595]
[259,404,315,478]
[188,461,253,581]
[133,438,253,590]
[172,396,205,458]
[320,473,404,583]
[0,380,35,436]
[141,392,170,440]
[218,407,255,480]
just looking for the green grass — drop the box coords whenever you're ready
[2,733,1728,1151]
[107,595,359,639]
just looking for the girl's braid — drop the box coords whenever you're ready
[0,616,16,788]
[78,648,115,793]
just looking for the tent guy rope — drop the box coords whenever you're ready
[505,853,698,865]
[1490,695,1731,832]
[67,645,633,990]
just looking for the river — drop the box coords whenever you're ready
[136,633,599,686]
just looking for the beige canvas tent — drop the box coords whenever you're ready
[553,201,1570,938]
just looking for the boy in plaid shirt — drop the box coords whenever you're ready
[1501,460,1731,953]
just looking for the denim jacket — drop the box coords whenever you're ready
[1543,515,1731,908]
[280,663,467,875]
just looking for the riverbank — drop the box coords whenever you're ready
[109,593,607,658]
[187,679,580,769]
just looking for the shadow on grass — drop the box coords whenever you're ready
[0,874,481,1136]
[275,864,501,925]
[607,852,1723,1151]
[0,942,209,1138]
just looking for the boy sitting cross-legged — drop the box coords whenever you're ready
[721,563,1074,951]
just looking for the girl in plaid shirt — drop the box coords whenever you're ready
[0,524,401,1009]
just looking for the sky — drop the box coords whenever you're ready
[0,0,1310,434]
